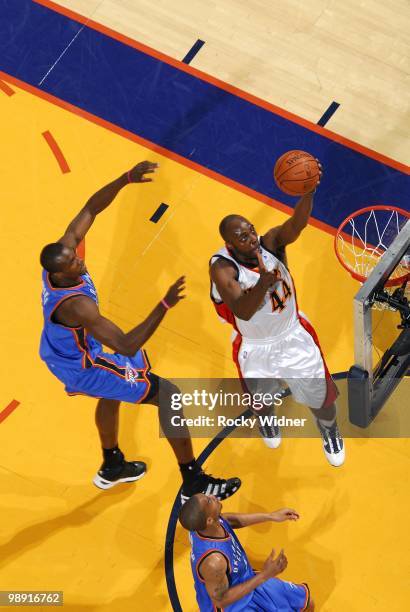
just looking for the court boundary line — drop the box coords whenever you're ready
[0,69,340,239]
[32,0,409,175]
[165,372,348,611]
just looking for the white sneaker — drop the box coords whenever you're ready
[258,419,282,449]
[317,420,345,467]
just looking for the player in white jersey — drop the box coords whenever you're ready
[209,187,344,467]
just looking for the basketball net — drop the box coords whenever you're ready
[335,206,410,311]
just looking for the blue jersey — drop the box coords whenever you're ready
[39,269,153,404]
[190,517,310,612]
[190,517,255,612]
[40,269,102,369]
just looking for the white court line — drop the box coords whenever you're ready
[113,173,202,293]
[141,174,202,259]
[140,206,177,257]
[38,0,105,86]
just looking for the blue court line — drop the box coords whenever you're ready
[165,373,348,610]
[150,203,169,223]
[182,39,205,64]
[317,102,340,127]
[0,1,409,234]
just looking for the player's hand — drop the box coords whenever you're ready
[270,508,300,522]
[256,250,279,290]
[163,276,186,308]
[308,158,323,194]
[262,549,288,579]
[128,161,159,183]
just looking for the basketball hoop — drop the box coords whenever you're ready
[335,205,410,310]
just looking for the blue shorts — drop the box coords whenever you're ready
[45,349,158,403]
[246,578,309,611]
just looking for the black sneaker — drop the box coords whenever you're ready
[93,460,147,490]
[316,420,345,467]
[180,470,241,504]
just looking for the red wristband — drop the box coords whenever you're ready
[161,299,170,310]
[127,170,133,183]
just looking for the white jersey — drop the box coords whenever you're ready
[210,241,298,339]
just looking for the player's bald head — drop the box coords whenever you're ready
[219,215,249,241]
[178,495,208,531]
[40,242,70,273]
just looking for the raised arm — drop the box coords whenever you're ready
[263,161,322,251]
[58,161,158,249]
[221,507,299,529]
[201,549,287,608]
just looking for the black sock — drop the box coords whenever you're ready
[179,459,201,484]
[102,445,124,469]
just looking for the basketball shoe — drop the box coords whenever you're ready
[257,416,282,449]
[180,470,241,504]
[316,419,345,467]
[93,459,147,489]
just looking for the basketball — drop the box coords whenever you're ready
[274,150,320,196]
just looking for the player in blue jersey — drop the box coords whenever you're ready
[179,494,314,611]
[39,160,241,502]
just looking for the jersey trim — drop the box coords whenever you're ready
[138,375,152,403]
[143,350,152,370]
[195,549,232,583]
[232,332,243,380]
[210,254,240,284]
[49,294,85,329]
[138,351,153,403]
[299,582,310,611]
[71,328,93,368]
[195,525,231,542]
[94,351,151,382]
[94,355,127,377]
[46,272,85,291]
[259,236,288,267]
[226,245,259,272]
[213,302,239,330]
[66,391,103,398]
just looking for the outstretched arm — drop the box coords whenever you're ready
[58,161,158,249]
[222,507,299,529]
[263,192,314,250]
[59,276,185,356]
[263,161,322,250]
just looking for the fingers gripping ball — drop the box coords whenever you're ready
[274,150,320,196]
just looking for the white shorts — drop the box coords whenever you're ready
[232,316,338,410]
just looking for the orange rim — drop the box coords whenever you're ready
[334,205,410,286]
